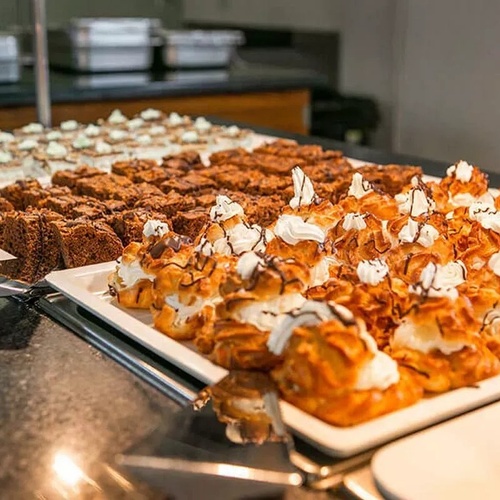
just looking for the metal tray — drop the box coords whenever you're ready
[46,261,500,458]
[162,30,244,69]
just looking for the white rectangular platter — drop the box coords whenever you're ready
[46,261,500,457]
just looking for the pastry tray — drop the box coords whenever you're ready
[46,262,500,457]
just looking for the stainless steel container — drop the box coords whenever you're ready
[0,33,21,83]
[48,18,161,72]
[162,30,244,68]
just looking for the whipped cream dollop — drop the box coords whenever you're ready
[392,318,467,355]
[289,166,317,209]
[0,131,14,143]
[450,192,477,208]
[354,328,400,391]
[150,125,166,136]
[342,212,367,231]
[488,252,500,276]
[95,141,113,154]
[224,125,240,137]
[446,160,474,183]
[274,214,325,245]
[60,120,78,131]
[46,141,68,157]
[0,150,13,163]
[236,251,265,280]
[127,118,144,130]
[395,183,435,217]
[348,172,373,199]
[181,130,199,143]
[108,109,127,124]
[194,117,212,132]
[268,300,355,355]
[46,130,63,141]
[398,218,439,248]
[310,256,333,287]
[168,112,184,127]
[234,293,306,332]
[117,260,154,288]
[201,223,272,256]
[469,201,500,233]
[210,195,245,222]
[410,261,467,300]
[109,130,128,142]
[18,139,38,151]
[22,122,43,134]
[72,135,92,149]
[84,124,101,137]
[357,259,389,286]
[143,220,170,239]
[165,294,221,327]
[141,108,161,121]
[136,134,152,145]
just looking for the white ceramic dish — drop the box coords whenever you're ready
[372,401,500,500]
[46,262,500,457]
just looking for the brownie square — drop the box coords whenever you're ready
[0,210,63,283]
[357,164,423,196]
[134,192,196,217]
[160,178,200,195]
[241,195,283,227]
[182,173,217,190]
[21,186,72,210]
[52,165,105,189]
[171,209,209,239]
[108,209,170,246]
[43,195,88,216]
[195,193,217,208]
[132,166,183,186]
[162,151,203,171]
[74,174,133,199]
[51,219,123,268]
[208,148,248,166]
[111,158,157,179]
[302,162,354,183]
[0,179,42,210]
[246,174,291,196]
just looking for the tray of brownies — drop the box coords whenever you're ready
[2,109,500,456]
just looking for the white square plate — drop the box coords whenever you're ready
[46,262,500,457]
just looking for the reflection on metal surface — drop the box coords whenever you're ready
[53,452,87,487]
[116,455,303,487]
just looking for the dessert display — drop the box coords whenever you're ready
[103,157,500,426]
[0,110,256,184]
[2,111,500,431]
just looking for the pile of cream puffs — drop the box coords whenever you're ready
[109,159,500,426]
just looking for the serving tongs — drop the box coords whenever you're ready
[116,371,375,492]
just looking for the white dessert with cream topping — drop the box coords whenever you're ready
[274,215,325,244]
[289,166,316,209]
[357,259,389,285]
[348,172,373,199]
[108,109,127,124]
[342,213,367,231]
[446,160,474,182]
[397,218,439,247]
[409,261,467,300]
[143,220,170,239]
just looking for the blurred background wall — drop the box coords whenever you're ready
[1,0,500,170]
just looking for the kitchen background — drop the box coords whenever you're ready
[1,0,499,171]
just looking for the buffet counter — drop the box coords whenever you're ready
[3,119,500,498]
[0,64,325,134]
[3,123,481,499]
